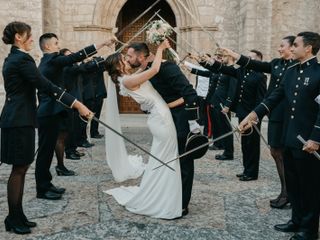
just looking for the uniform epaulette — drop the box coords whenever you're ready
[287,62,299,69]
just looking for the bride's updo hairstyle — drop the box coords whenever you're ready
[104,52,125,84]
[2,21,31,45]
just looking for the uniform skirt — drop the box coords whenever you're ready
[267,121,284,148]
[1,127,35,165]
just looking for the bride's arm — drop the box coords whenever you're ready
[123,39,170,89]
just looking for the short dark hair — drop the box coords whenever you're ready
[2,21,31,45]
[127,42,150,57]
[39,32,58,51]
[282,35,296,46]
[297,31,320,55]
[250,49,263,60]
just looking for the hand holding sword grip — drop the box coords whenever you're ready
[297,135,320,160]
[238,111,258,133]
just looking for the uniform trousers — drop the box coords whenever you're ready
[283,147,320,234]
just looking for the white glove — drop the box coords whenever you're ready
[188,120,201,134]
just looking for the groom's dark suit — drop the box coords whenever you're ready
[150,61,199,210]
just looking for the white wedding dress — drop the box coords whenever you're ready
[105,77,182,219]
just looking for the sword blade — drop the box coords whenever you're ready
[252,124,270,149]
[155,13,201,55]
[219,103,240,143]
[175,0,220,48]
[153,129,238,170]
[92,116,175,171]
[116,0,161,38]
[116,10,160,53]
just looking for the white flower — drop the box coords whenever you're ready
[146,20,173,45]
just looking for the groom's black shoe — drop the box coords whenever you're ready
[182,208,189,216]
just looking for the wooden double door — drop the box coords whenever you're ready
[116,0,176,113]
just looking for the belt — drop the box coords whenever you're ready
[168,97,184,109]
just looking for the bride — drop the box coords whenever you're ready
[103,40,182,219]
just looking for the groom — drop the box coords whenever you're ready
[126,42,200,216]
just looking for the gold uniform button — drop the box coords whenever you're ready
[239,99,242,102]
[294,92,298,96]
[298,77,301,80]
[275,84,278,87]
[292,108,295,111]
[54,93,57,96]
[293,100,296,104]
[300,70,303,73]
[291,115,294,119]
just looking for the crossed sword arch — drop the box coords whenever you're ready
[87,1,320,171]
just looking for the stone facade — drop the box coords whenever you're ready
[0,0,319,105]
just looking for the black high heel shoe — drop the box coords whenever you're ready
[55,166,75,176]
[21,213,37,228]
[270,197,289,209]
[4,216,31,234]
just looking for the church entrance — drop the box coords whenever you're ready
[116,0,176,113]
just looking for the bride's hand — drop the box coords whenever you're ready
[159,39,171,50]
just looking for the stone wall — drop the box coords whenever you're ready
[0,0,42,106]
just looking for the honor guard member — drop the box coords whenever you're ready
[201,50,266,181]
[61,50,106,160]
[90,56,107,139]
[239,32,320,240]
[200,52,237,160]
[78,56,106,147]
[184,60,212,137]
[36,33,114,200]
[223,36,296,208]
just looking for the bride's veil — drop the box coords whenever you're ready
[104,77,145,182]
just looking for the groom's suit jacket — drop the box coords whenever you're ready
[150,60,200,142]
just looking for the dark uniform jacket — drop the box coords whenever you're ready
[237,55,296,121]
[254,57,320,148]
[37,44,97,117]
[63,57,105,101]
[0,46,75,128]
[191,67,237,110]
[150,61,199,120]
[203,61,266,119]
[82,57,106,101]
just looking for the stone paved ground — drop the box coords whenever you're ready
[0,115,318,240]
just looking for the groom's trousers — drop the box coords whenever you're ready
[170,105,195,210]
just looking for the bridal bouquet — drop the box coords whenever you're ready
[146,20,180,62]
[146,20,173,44]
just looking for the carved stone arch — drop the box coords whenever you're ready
[92,0,199,29]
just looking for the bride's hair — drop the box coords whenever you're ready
[104,52,125,84]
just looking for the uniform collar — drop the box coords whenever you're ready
[299,56,317,70]
[11,45,28,54]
